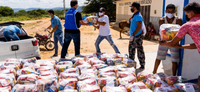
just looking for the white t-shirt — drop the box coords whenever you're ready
[97,15,111,36]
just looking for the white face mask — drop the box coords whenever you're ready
[99,12,104,16]
[166,13,174,18]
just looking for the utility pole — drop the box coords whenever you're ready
[63,0,65,17]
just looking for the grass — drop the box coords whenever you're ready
[0,16,49,23]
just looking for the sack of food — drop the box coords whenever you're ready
[0,78,14,87]
[86,57,99,64]
[78,73,97,81]
[90,60,105,65]
[165,76,187,85]
[59,89,78,92]
[77,63,91,72]
[118,75,137,86]
[79,85,101,92]
[93,64,108,70]
[81,69,97,75]
[116,71,135,78]
[11,84,37,92]
[145,78,168,90]
[98,72,116,78]
[152,72,168,81]
[59,73,79,79]
[102,86,127,92]
[72,57,85,67]
[137,72,153,82]
[77,79,97,90]
[17,67,39,76]
[159,24,180,41]
[173,83,199,92]
[62,68,78,74]
[17,74,38,84]
[58,78,78,90]
[0,86,11,92]
[4,61,21,70]
[154,86,176,92]
[99,66,115,74]
[38,66,54,72]
[20,57,37,65]
[0,68,16,78]
[83,16,98,24]
[36,78,57,92]
[40,70,58,76]
[98,77,118,90]
[56,64,73,73]
[0,74,16,85]
[126,82,147,92]
[40,60,57,68]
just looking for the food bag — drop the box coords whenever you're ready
[154,86,176,92]
[72,57,84,67]
[145,78,168,90]
[117,71,135,78]
[83,16,98,24]
[93,64,108,70]
[159,24,180,41]
[126,82,147,92]
[36,78,57,92]
[90,60,105,65]
[80,85,101,92]
[62,68,77,74]
[98,77,118,90]
[0,78,14,87]
[0,74,16,85]
[81,69,97,75]
[173,83,199,92]
[17,74,38,84]
[78,73,97,81]
[11,84,37,92]
[77,79,97,90]
[59,73,79,79]
[77,63,91,72]
[152,72,168,81]
[102,86,127,92]
[58,78,78,90]
[56,64,73,73]
[165,76,187,85]
[118,75,137,86]
[17,67,39,76]
[0,68,16,78]
[0,86,11,92]
[98,72,116,78]
[4,61,21,70]
[137,72,153,82]
[59,89,78,92]
[40,70,58,76]
[99,66,115,74]
[20,57,37,65]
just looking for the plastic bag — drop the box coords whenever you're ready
[159,24,180,41]
[40,70,58,76]
[98,77,118,90]
[77,63,91,71]
[59,73,79,79]
[154,86,176,92]
[81,69,97,75]
[0,86,11,92]
[117,71,135,78]
[152,72,168,81]
[83,16,98,24]
[20,57,37,65]
[17,74,38,84]
[36,78,57,92]
[62,68,77,74]
[173,83,199,92]
[58,78,78,90]
[59,89,78,92]
[145,78,168,90]
[98,72,116,78]
[78,73,97,81]
[0,74,16,85]
[99,66,115,74]
[102,86,127,92]
[77,79,97,90]
[80,85,100,92]
[165,76,187,85]
[72,57,84,67]
[90,60,105,65]
[0,78,14,87]
[126,82,147,92]
[11,84,37,92]
[57,61,73,65]
[17,67,39,76]
[93,64,108,70]
[4,61,21,70]
[137,72,153,82]
[118,75,137,86]
[56,64,73,73]
[0,68,16,77]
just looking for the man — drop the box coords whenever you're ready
[129,2,145,70]
[3,25,21,41]
[153,4,182,76]
[160,2,200,56]
[46,9,63,58]
[93,7,120,55]
[61,0,88,58]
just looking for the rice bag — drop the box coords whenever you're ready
[0,86,11,92]
[58,78,78,90]
[62,68,77,74]
[98,77,118,90]
[79,85,100,92]
[145,78,168,90]
[20,57,37,65]
[83,16,98,24]
[40,61,56,68]
[36,78,57,92]
[78,73,97,81]
[59,73,79,79]
[57,61,73,65]
[6,58,20,62]
[11,84,37,92]
[17,67,39,76]
[23,62,37,70]
[102,86,127,92]
[173,83,199,92]
[93,64,108,70]
[135,89,153,92]
[159,24,180,41]
[86,57,99,64]
[17,74,38,84]
[126,82,147,92]
[38,66,54,72]
[165,76,187,85]
[99,54,112,61]
[77,79,97,90]
[118,75,137,86]
[137,72,153,82]
[98,72,116,78]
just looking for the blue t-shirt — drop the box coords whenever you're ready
[130,12,143,36]
[51,15,63,34]
[4,25,21,34]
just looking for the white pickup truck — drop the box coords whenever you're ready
[0,21,41,61]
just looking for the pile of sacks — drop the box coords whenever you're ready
[0,53,198,92]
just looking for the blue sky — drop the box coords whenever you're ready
[0,0,86,9]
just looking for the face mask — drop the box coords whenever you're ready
[131,8,135,13]
[99,12,103,16]
[186,15,190,21]
[166,13,174,18]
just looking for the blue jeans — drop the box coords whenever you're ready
[3,31,20,41]
[54,32,63,55]
[95,35,120,53]
[61,32,80,58]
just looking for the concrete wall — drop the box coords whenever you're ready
[150,16,161,34]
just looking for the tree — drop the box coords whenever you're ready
[14,10,27,16]
[27,10,41,16]
[82,0,116,16]
[36,9,46,15]
[0,6,14,16]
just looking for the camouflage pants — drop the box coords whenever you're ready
[129,34,145,66]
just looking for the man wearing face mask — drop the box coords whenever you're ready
[93,7,120,55]
[60,0,89,59]
[160,2,200,55]
[128,2,145,70]
[46,9,63,58]
[153,4,182,76]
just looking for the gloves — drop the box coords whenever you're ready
[129,35,134,42]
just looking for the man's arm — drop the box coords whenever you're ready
[175,43,197,49]
[93,24,99,29]
[96,20,106,26]
[50,25,58,34]
[176,18,183,26]
[160,36,182,47]
[80,20,89,25]
[132,21,142,36]
[47,25,52,29]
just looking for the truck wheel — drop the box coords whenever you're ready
[45,41,55,51]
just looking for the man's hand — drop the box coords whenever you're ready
[129,36,134,42]
[44,28,48,32]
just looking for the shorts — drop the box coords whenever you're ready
[156,45,180,62]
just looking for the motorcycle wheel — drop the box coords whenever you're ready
[45,41,55,51]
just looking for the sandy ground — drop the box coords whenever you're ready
[21,18,159,59]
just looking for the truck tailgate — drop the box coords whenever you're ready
[0,41,16,61]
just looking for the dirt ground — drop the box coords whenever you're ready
[21,18,158,59]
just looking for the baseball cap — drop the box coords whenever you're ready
[130,2,140,9]
[99,7,106,12]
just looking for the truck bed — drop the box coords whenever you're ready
[0,35,34,42]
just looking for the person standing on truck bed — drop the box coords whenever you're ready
[3,25,21,41]
[46,9,64,58]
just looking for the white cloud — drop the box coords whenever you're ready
[0,0,86,9]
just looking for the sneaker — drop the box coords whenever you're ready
[138,65,145,70]
[66,53,69,57]
[51,54,58,58]
[75,54,85,57]
[59,58,66,62]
